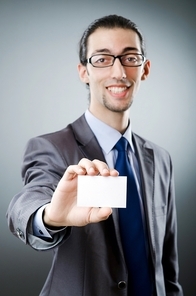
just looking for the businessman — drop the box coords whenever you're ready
[7,15,183,296]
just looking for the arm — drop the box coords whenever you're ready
[7,136,117,250]
[162,158,183,295]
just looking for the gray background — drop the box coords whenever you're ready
[0,0,195,295]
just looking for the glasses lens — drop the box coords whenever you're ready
[91,54,113,68]
[121,54,144,67]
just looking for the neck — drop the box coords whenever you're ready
[88,107,130,134]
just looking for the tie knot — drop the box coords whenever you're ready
[114,137,129,152]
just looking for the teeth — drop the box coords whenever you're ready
[108,87,127,93]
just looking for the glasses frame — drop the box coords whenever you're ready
[85,53,146,68]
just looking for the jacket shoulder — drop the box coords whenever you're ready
[133,132,172,166]
[28,114,88,149]
[133,133,170,154]
[24,114,96,167]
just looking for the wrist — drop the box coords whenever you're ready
[43,205,65,230]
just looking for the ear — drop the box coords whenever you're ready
[77,63,90,84]
[141,59,151,81]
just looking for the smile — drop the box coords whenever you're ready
[107,86,129,94]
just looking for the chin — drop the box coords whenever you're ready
[104,100,133,113]
[107,105,131,113]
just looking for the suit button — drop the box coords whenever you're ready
[118,281,126,289]
[16,228,25,240]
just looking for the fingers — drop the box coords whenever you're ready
[78,158,107,175]
[65,165,86,180]
[63,158,118,181]
[79,158,119,176]
[64,158,118,180]
[91,159,111,176]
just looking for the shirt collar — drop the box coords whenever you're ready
[85,109,134,155]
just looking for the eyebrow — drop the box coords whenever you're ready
[91,47,140,55]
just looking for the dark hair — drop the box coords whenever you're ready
[79,14,146,65]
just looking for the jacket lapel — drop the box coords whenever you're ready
[133,133,156,259]
[71,114,106,162]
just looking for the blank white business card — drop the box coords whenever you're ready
[77,175,127,208]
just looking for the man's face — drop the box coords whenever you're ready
[78,27,150,120]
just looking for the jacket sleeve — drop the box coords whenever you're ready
[6,136,71,249]
[162,157,183,295]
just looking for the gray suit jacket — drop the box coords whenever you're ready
[7,114,183,296]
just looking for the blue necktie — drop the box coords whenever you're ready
[114,137,151,296]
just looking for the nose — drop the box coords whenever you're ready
[111,57,126,80]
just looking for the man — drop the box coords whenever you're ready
[7,15,183,296]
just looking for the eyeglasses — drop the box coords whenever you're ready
[85,53,146,68]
